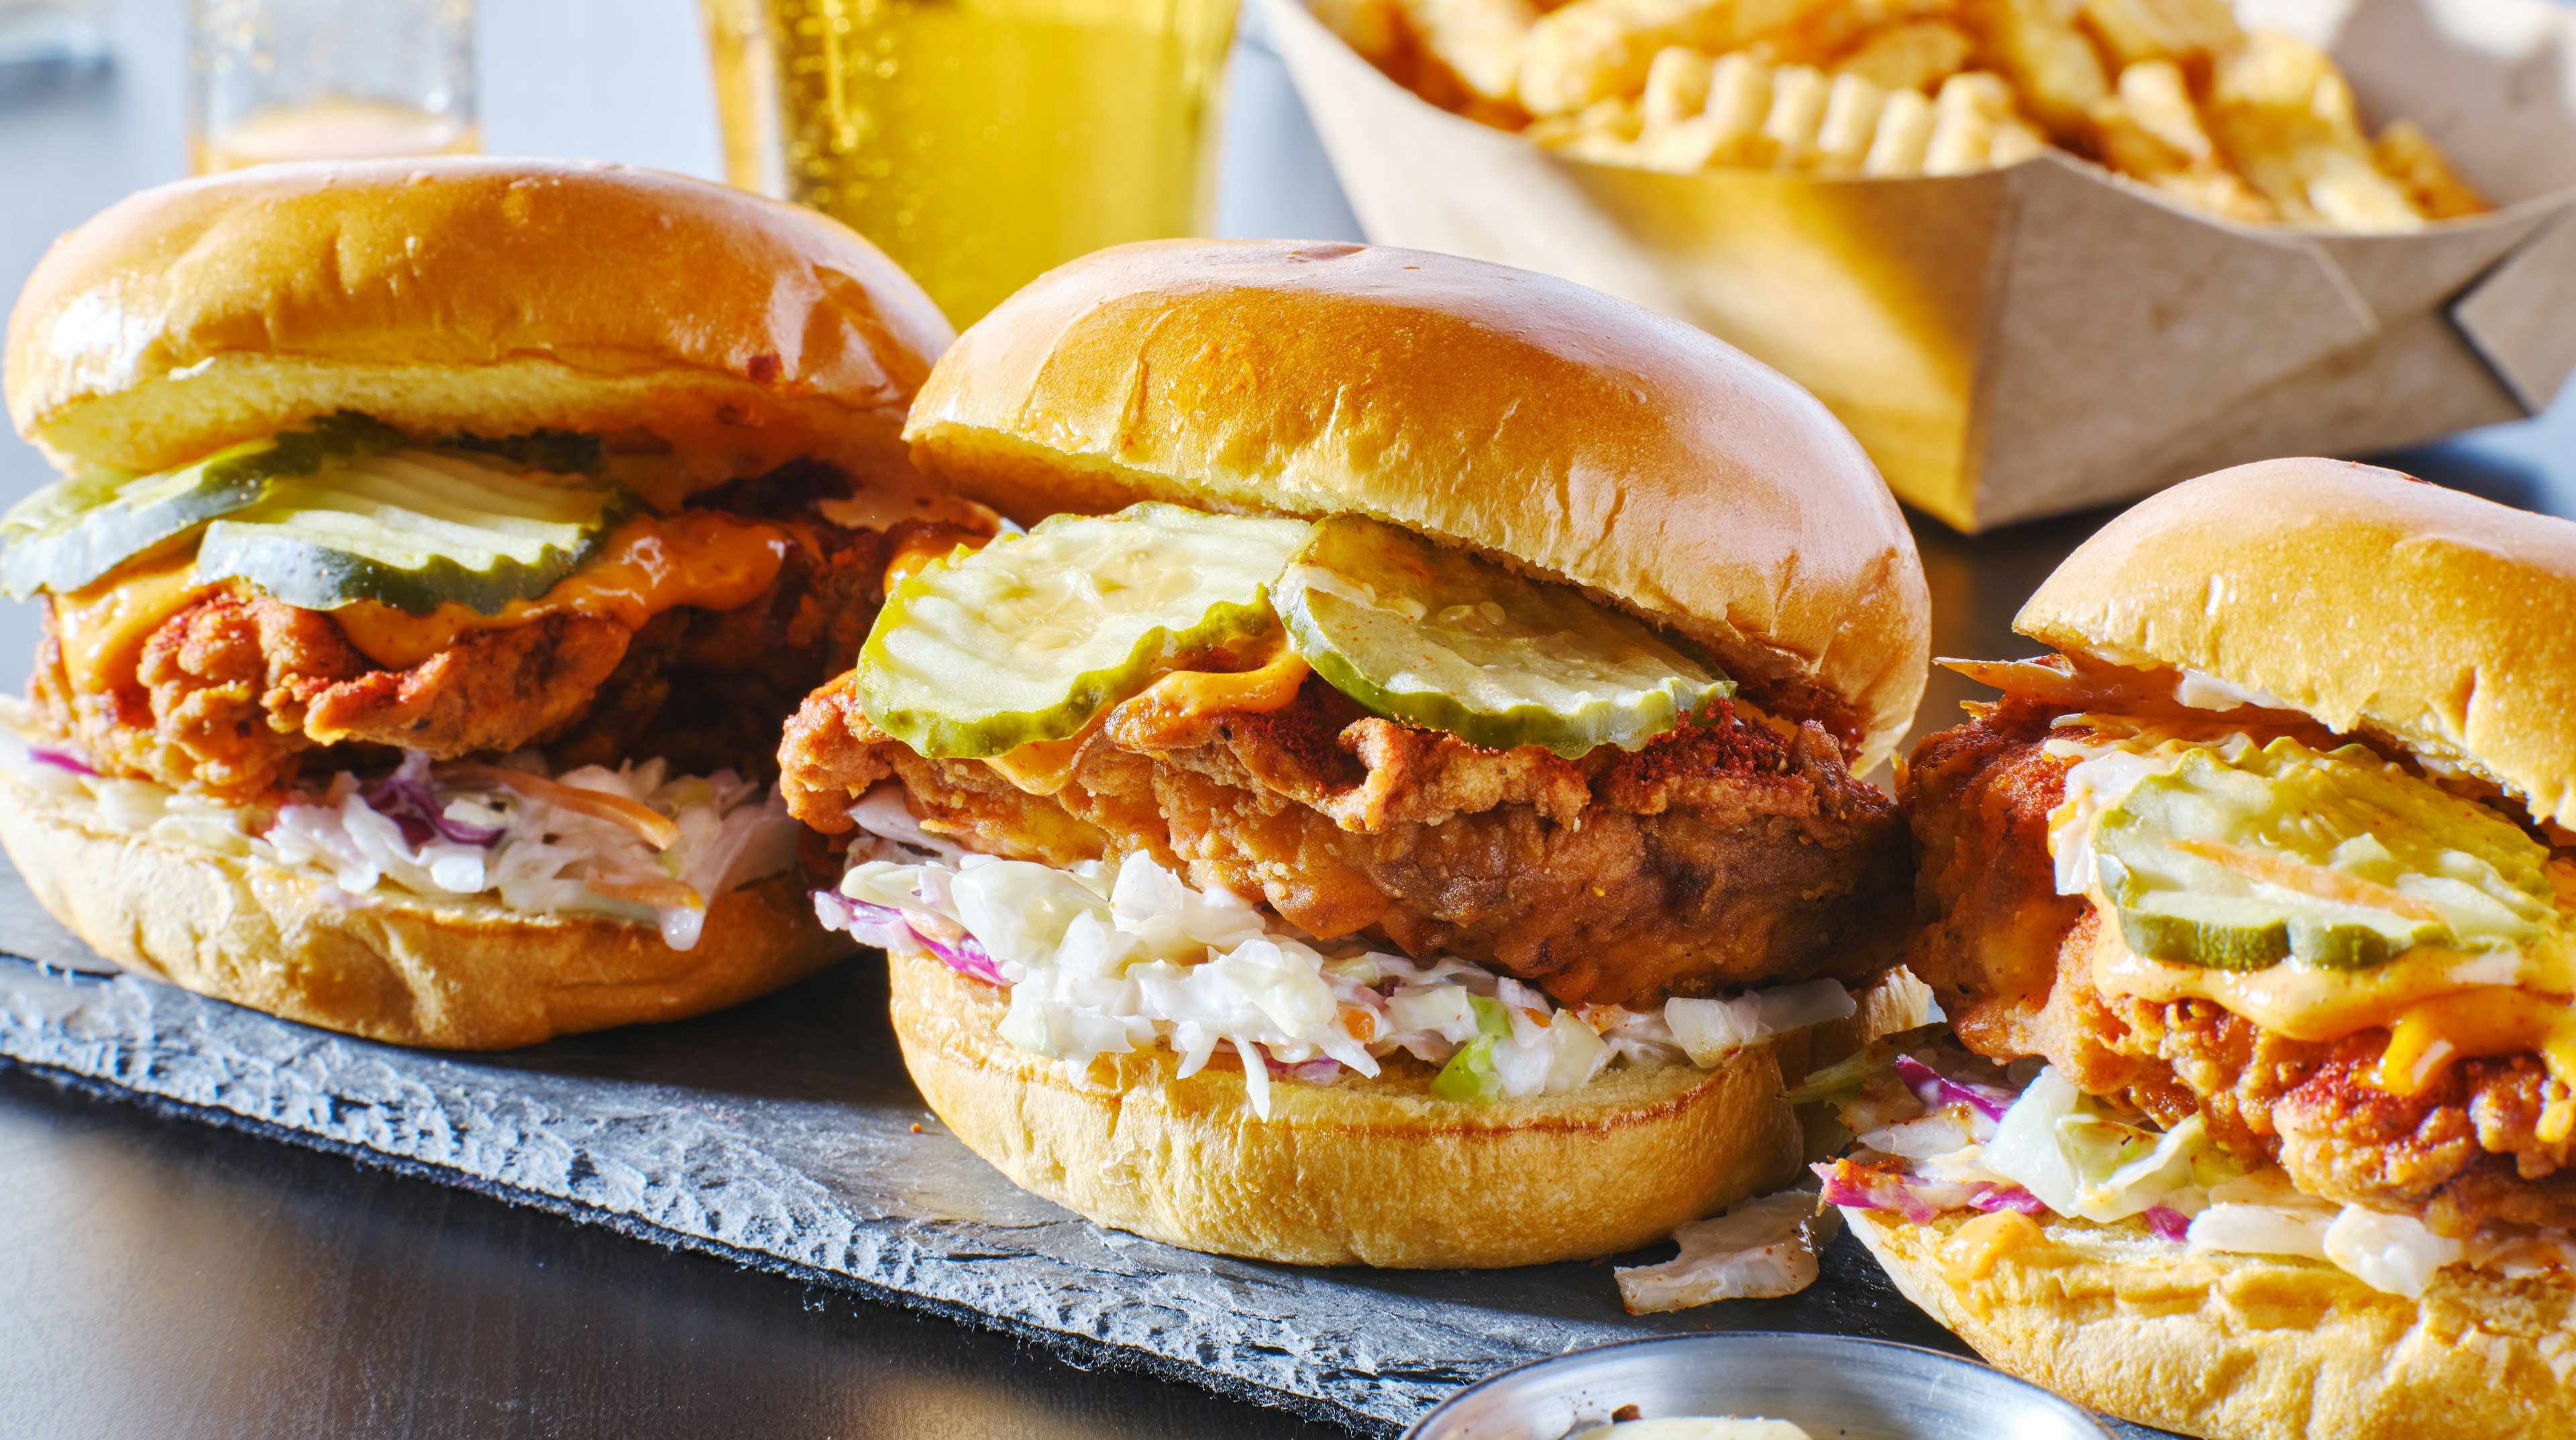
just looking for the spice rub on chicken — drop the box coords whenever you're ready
[1907,693,2576,1235]
[784,660,1911,1009]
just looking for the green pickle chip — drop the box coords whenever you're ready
[855,503,1316,759]
[1274,515,1731,758]
[2094,738,2557,973]
[0,412,401,597]
[195,449,637,616]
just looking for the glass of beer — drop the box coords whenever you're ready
[702,0,1238,325]
[189,0,478,174]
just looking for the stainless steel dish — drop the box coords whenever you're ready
[1402,1332,2116,1440]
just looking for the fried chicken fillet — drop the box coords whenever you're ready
[784,657,1910,1009]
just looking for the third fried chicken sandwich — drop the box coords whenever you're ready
[1822,457,2576,1439]
[782,239,1931,1268]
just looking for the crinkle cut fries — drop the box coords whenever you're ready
[1321,0,2492,231]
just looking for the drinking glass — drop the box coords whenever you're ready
[189,0,477,174]
[702,0,1238,325]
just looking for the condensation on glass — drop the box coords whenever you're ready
[189,0,477,173]
[700,0,1237,326]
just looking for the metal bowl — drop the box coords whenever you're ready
[1402,1332,2116,1440]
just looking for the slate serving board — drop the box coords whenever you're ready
[0,856,2171,1437]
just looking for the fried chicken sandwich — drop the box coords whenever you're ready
[1816,458,2576,1437]
[780,239,1931,1267]
[0,158,979,1048]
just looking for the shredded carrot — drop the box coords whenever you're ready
[440,764,682,850]
[2167,838,2443,922]
[582,873,702,907]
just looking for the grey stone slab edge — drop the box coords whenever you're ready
[0,857,2176,1440]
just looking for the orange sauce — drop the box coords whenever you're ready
[330,512,791,669]
[48,511,792,687]
[51,551,213,692]
[2375,986,2576,1096]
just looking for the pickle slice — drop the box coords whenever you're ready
[2093,744,2491,973]
[0,413,399,597]
[1274,516,1731,758]
[855,503,1314,759]
[196,451,637,616]
[2114,894,2292,971]
[2114,896,2436,972]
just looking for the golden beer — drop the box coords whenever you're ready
[704,0,1237,325]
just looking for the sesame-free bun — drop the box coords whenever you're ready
[7,158,953,488]
[893,950,1929,1268]
[2015,457,2576,829]
[1847,1205,2576,1440]
[0,766,848,1050]
[900,239,1929,773]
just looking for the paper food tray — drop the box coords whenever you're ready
[1263,0,2576,530]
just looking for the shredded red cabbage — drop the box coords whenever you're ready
[1970,1185,2049,1216]
[362,769,502,847]
[1894,1054,2014,1121]
[1815,1160,1992,1223]
[26,746,97,777]
[914,924,1005,986]
[2143,1205,2193,1241]
[815,891,1009,986]
[1281,1057,1342,1083]
[1817,1160,2055,1224]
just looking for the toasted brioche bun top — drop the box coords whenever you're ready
[7,158,954,487]
[2017,457,2576,829]
[901,239,1929,771]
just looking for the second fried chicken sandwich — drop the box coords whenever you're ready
[1825,458,2576,1439]
[782,239,1931,1267]
[0,158,977,1049]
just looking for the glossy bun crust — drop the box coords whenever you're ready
[1850,1206,2576,1440]
[6,157,954,487]
[901,239,1929,773]
[0,768,847,1050]
[2017,457,2576,829]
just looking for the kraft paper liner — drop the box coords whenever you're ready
[1263,0,2576,531]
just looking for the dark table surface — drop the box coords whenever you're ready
[5,5,2575,1439]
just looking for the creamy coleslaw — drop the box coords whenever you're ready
[819,782,1858,1115]
[0,700,799,950]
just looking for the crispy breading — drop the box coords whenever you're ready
[1900,693,2085,1013]
[1906,704,2576,1233]
[782,674,1911,1007]
[32,587,366,797]
[549,522,896,779]
[297,610,639,755]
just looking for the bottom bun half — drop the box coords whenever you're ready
[1847,1206,2576,1440]
[0,771,849,1050]
[888,948,1811,1268]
